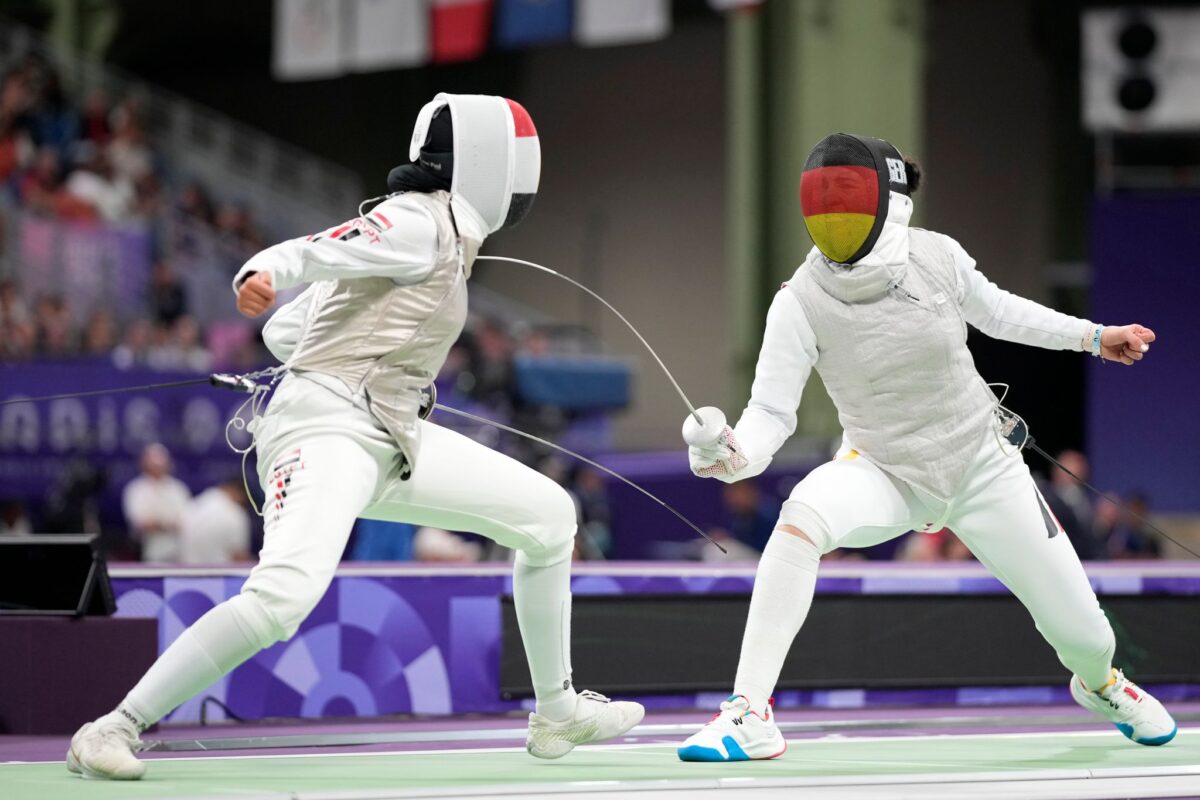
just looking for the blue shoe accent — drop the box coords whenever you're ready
[721,735,750,761]
[677,744,728,762]
[1114,722,1177,746]
[677,736,753,762]
[1136,724,1177,746]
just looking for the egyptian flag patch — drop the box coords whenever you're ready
[504,98,540,228]
[800,133,907,264]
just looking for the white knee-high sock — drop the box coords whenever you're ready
[733,530,821,714]
[512,552,577,721]
[117,592,280,730]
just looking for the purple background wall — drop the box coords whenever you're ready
[1089,196,1200,513]
[110,563,1200,723]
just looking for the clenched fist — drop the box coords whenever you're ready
[237,272,276,318]
[1100,324,1156,365]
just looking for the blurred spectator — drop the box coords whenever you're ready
[178,477,252,564]
[42,456,106,534]
[349,519,416,561]
[570,465,613,559]
[1,499,33,535]
[149,260,187,324]
[722,480,779,553]
[146,316,210,372]
[1105,493,1162,559]
[79,87,111,146]
[413,527,482,562]
[214,202,264,251]
[30,70,78,158]
[34,293,75,356]
[897,528,975,562]
[172,316,212,372]
[0,311,36,359]
[106,98,153,182]
[18,146,64,213]
[176,181,215,226]
[80,308,119,356]
[64,140,133,221]
[1038,450,1099,560]
[121,442,191,562]
[0,69,35,182]
[470,318,515,406]
[112,318,153,369]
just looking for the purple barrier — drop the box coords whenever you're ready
[1090,195,1200,513]
[109,561,1200,723]
[0,364,252,519]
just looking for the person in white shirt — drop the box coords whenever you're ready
[178,479,252,564]
[121,443,190,563]
[677,133,1175,763]
[69,94,642,782]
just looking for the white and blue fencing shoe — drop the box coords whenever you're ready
[1071,668,1177,746]
[678,695,787,762]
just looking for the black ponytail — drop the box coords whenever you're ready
[904,158,922,194]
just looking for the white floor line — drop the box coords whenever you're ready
[3,727,1195,765]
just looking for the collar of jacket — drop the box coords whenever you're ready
[803,191,913,303]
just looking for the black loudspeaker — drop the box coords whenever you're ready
[0,535,116,616]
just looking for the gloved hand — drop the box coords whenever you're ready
[682,407,748,480]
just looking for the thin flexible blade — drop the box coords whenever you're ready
[475,255,703,426]
[0,377,212,406]
[433,402,726,554]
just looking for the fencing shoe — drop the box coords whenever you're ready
[66,715,146,780]
[1071,668,1177,746]
[678,695,787,762]
[526,690,645,759]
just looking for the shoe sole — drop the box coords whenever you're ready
[527,705,646,760]
[1071,679,1177,747]
[66,742,144,780]
[677,735,787,763]
[1117,722,1178,746]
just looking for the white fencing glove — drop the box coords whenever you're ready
[682,407,748,480]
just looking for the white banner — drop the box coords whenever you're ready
[273,0,346,81]
[350,0,429,71]
[575,0,671,47]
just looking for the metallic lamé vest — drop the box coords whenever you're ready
[788,229,997,500]
[287,191,480,467]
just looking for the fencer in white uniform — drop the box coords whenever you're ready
[677,133,1175,762]
[67,94,643,782]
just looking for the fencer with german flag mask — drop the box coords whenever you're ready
[67,94,644,781]
[676,133,1175,763]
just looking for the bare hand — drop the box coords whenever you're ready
[237,272,276,318]
[1100,324,1155,365]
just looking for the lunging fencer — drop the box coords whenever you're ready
[68,94,644,781]
[677,132,1176,762]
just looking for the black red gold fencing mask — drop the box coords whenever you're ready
[800,133,910,265]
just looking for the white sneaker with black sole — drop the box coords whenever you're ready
[526,690,645,759]
[1070,668,1177,746]
[66,716,146,780]
[677,695,787,762]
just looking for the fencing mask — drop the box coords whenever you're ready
[800,133,910,265]
[391,93,541,233]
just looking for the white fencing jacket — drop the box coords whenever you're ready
[728,199,1096,500]
[237,192,488,467]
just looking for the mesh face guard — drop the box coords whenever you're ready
[800,132,909,264]
[408,93,541,232]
